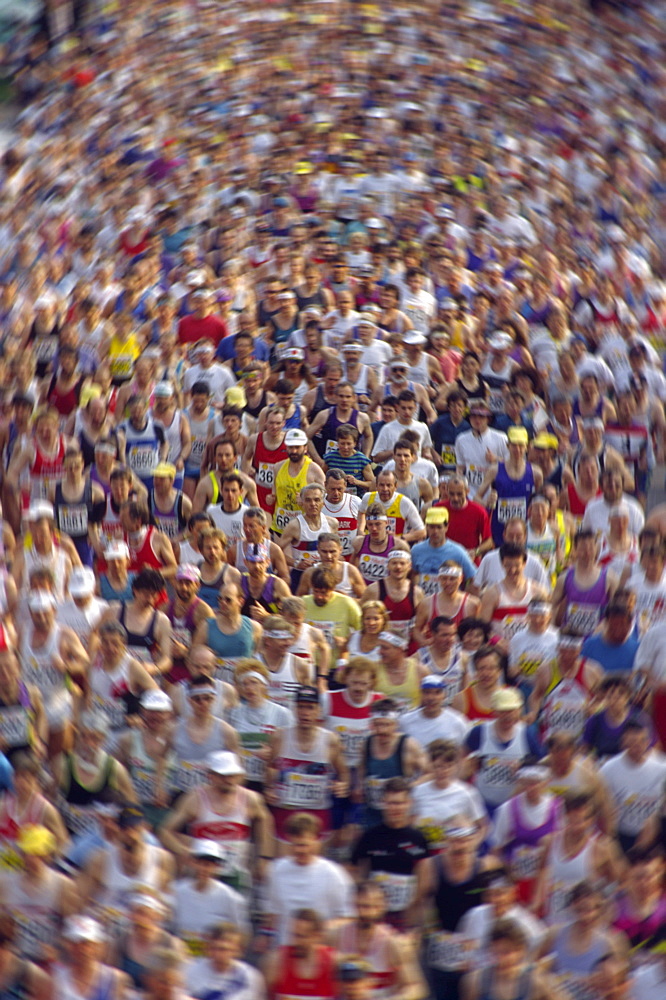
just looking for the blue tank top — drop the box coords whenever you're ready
[490,461,536,546]
[363,734,406,827]
[205,615,254,659]
[284,407,303,430]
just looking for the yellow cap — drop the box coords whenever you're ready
[79,384,102,408]
[17,824,56,857]
[425,507,450,525]
[225,386,247,408]
[152,462,177,479]
[507,426,529,445]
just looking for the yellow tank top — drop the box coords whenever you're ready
[364,492,404,535]
[554,509,571,573]
[272,457,311,534]
[375,658,421,713]
[108,334,141,379]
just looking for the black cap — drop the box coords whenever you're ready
[295,685,319,705]
[118,805,145,829]
[338,960,371,983]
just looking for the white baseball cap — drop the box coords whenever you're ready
[69,567,96,598]
[284,428,308,446]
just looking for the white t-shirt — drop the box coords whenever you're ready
[183,363,236,405]
[186,959,264,1000]
[625,568,666,633]
[508,626,560,687]
[599,751,666,836]
[457,903,546,953]
[582,495,645,538]
[382,456,439,491]
[401,288,437,333]
[372,418,433,458]
[400,707,470,748]
[172,878,250,947]
[634,621,666,684]
[473,550,551,593]
[455,429,509,498]
[411,779,487,851]
[265,856,356,945]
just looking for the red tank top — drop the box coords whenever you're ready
[48,377,81,416]
[429,591,470,628]
[566,482,601,520]
[274,946,337,1000]
[30,434,65,482]
[462,685,495,721]
[129,526,163,573]
[254,433,289,513]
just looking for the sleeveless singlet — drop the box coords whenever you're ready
[490,463,536,546]
[272,458,312,535]
[253,432,289,514]
[265,654,302,708]
[199,563,232,610]
[375,659,421,714]
[188,785,253,889]
[379,579,417,646]
[204,615,255,685]
[273,946,336,1000]
[562,567,609,637]
[273,726,333,836]
[364,735,407,825]
[60,753,116,834]
[118,604,158,664]
[172,717,227,792]
[546,832,597,922]
[357,534,397,582]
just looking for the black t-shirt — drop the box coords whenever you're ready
[351,822,429,875]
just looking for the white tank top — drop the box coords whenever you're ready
[407,352,430,388]
[5,866,62,960]
[20,626,64,698]
[288,624,317,677]
[128,728,176,804]
[172,717,226,792]
[189,786,252,882]
[24,544,69,601]
[155,409,183,465]
[186,406,213,470]
[292,513,328,569]
[546,832,596,923]
[89,653,132,734]
[276,726,332,811]
[475,721,530,807]
[265,653,301,708]
[97,842,162,929]
[335,562,354,598]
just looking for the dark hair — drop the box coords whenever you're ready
[457,617,491,641]
[132,568,165,594]
[489,919,527,949]
[431,615,456,632]
[274,378,296,395]
[499,542,527,562]
[473,644,502,669]
[311,566,336,590]
[383,776,410,796]
[397,389,417,404]
[190,381,211,396]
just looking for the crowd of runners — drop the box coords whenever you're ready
[1,0,666,999]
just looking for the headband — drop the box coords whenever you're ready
[378,631,408,649]
[265,629,293,639]
[188,685,216,697]
[367,514,389,522]
[372,710,399,720]
[242,670,268,685]
[558,636,583,649]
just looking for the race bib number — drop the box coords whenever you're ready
[130,762,161,802]
[129,445,156,472]
[366,775,386,809]
[418,573,440,596]
[565,602,599,636]
[556,974,597,1000]
[359,554,388,580]
[427,932,474,971]
[110,357,133,377]
[61,801,98,835]
[440,445,456,469]
[283,771,328,809]
[13,913,57,961]
[173,759,208,792]
[274,507,298,531]
[517,655,542,678]
[58,504,87,534]
[334,725,366,765]
[256,463,274,488]
[0,708,29,747]
[480,756,517,788]
[311,620,336,647]
[511,845,541,880]
[215,656,241,686]
[620,791,660,833]
[467,465,484,489]
[35,339,57,361]
[240,731,270,782]
[488,389,505,413]
[546,703,585,737]
[325,439,339,454]
[93,694,126,733]
[371,872,416,911]
[497,498,526,523]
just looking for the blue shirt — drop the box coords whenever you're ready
[0,752,12,793]
[215,335,271,362]
[410,539,476,581]
[580,634,639,674]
